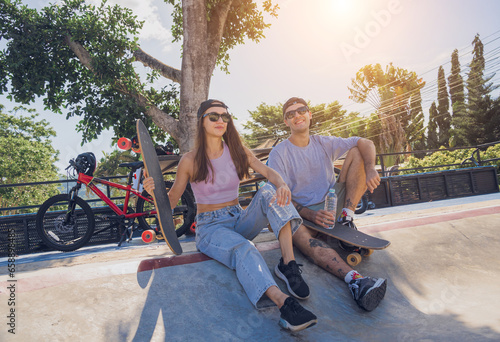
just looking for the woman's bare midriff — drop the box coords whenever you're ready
[196,198,239,214]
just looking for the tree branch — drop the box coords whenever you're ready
[64,35,94,71]
[206,0,232,77]
[63,35,181,141]
[133,47,182,84]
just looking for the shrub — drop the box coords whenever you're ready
[400,145,500,175]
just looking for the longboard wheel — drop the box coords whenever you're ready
[347,252,362,267]
[363,248,374,256]
[338,240,355,251]
[190,222,197,234]
[131,136,140,149]
[118,137,132,150]
[132,147,141,154]
[142,229,156,243]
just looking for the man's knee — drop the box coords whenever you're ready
[347,147,363,165]
[339,147,365,183]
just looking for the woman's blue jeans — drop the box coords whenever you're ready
[195,183,302,307]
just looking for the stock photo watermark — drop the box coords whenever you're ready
[340,0,403,63]
[6,227,17,334]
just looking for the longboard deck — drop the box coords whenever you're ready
[136,119,182,255]
[302,219,390,250]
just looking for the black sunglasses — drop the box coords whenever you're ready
[284,106,309,120]
[203,112,232,123]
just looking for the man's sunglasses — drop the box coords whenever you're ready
[284,106,309,120]
[203,112,232,123]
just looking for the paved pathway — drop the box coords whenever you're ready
[1,194,499,341]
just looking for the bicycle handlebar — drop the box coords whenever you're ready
[66,159,77,171]
[66,158,86,175]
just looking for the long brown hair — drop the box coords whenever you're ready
[192,101,250,183]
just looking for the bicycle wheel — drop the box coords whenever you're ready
[36,194,95,251]
[355,194,369,214]
[136,181,196,237]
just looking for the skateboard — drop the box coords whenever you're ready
[136,119,182,255]
[302,219,390,267]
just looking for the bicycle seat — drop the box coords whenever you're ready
[119,161,144,171]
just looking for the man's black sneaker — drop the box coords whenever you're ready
[275,258,310,300]
[348,277,387,311]
[339,216,358,230]
[279,297,317,332]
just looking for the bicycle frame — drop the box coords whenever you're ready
[73,172,156,219]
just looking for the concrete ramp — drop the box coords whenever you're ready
[1,200,500,341]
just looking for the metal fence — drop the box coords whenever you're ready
[0,206,123,257]
[368,166,499,208]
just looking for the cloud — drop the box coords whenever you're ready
[87,0,173,52]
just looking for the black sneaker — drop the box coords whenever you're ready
[275,258,310,300]
[348,277,387,311]
[339,216,358,230]
[279,297,317,332]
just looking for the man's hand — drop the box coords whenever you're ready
[365,167,380,193]
[357,138,380,193]
[312,209,336,228]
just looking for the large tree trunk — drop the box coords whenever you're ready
[176,0,211,153]
[175,0,232,153]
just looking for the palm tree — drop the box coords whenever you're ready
[348,63,425,164]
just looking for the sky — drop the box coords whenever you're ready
[2,0,500,173]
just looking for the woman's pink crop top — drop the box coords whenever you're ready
[190,143,240,204]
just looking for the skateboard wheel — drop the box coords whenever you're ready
[347,252,362,267]
[338,240,355,251]
[118,137,132,150]
[131,136,140,149]
[132,147,141,154]
[142,229,156,243]
[190,222,197,234]
[364,249,374,256]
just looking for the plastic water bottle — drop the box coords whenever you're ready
[324,189,337,229]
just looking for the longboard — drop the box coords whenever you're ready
[136,119,182,255]
[302,219,390,266]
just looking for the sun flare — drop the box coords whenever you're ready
[331,0,352,13]
[326,0,365,25]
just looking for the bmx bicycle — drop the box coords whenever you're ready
[36,152,196,252]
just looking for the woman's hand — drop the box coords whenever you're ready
[312,209,336,228]
[143,176,155,195]
[270,184,292,207]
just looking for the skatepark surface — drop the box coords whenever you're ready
[1,193,500,341]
